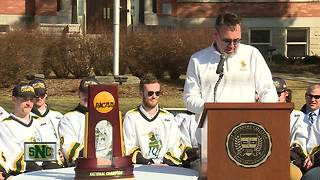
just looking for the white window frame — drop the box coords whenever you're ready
[285,28,309,57]
[248,29,274,61]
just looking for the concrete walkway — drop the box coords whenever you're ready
[273,73,320,84]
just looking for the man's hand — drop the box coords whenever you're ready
[58,150,64,162]
[303,155,313,170]
[0,172,4,180]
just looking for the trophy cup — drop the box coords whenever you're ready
[75,84,134,179]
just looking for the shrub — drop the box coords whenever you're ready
[0,27,214,83]
[125,30,152,79]
[42,36,70,78]
[271,54,288,65]
[64,36,92,78]
[90,35,113,76]
[0,30,44,87]
[125,27,212,79]
[0,45,20,87]
[168,28,213,79]
[119,33,130,75]
[304,55,320,65]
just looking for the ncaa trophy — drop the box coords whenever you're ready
[75,84,134,179]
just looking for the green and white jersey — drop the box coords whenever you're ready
[58,104,86,165]
[0,106,9,121]
[0,122,9,175]
[0,114,40,174]
[123,105,182,164]
[290,110,307,152]
[31,107,64,166]
[31,107,63,144]
[175,112,198,148]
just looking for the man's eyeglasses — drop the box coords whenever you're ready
[222,38,241,46]
[306,93,320,100]
[36,94,46,99]
[19,97,35,102]
[217,31,241,46]
[147,91,161,97]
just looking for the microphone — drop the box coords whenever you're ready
[216,53,228,74]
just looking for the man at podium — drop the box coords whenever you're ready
[183,12,278,121]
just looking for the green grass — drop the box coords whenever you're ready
[0,79,309,114]
[0,95,184,114]
[286,79,308,109]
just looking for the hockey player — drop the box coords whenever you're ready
[0,83,44,176]
[30,79,63,139]
[0,122,11,179]
[29,79,64,167]
[273,77,307,180]
[58,77,100,166]
[174,111,200,168]
[273,77,307,149]
[123,75,183,166]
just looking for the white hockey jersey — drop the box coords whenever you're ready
[175,112,198,148]
[123,105,182,165]
[58,104,86,165]
[290,110,307,151]
[0,122,9,176]
[0,106,9,121]
[31,107,64,165]
[31,107,63,145]
[0,114,41,174]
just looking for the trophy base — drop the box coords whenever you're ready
[75,156,134,179]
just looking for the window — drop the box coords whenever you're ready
[177,0,319,2]
[249,29,271,44]
[249,29,273,59]
[286,28,308,57]
[0,25,9,33]
[152,0,157,13]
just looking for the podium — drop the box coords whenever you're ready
[198,103,293,180]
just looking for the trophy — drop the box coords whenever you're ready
[75,84,134,179]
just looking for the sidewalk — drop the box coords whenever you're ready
[273,73,320,84]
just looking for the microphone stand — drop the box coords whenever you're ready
[213,73,224,102]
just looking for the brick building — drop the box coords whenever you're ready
[134,0,320,57]
[1,0,319,57]
[0,0,78,31]
[0,0,128,34]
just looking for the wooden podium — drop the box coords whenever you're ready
[198,103,293,180]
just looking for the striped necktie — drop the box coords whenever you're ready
[309,112,316,125]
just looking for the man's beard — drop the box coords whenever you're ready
[143,98,157,109]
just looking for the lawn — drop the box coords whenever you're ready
[0,77,185,114]
[0,74,312,114]
[285,79,309,109]
[0,94,184,114]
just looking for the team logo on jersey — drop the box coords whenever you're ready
[148,131,162,158]
[93,91,115,113]
[226,122,272,168]
[240,60,247,71]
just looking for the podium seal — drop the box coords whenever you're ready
[226,122,272,168]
